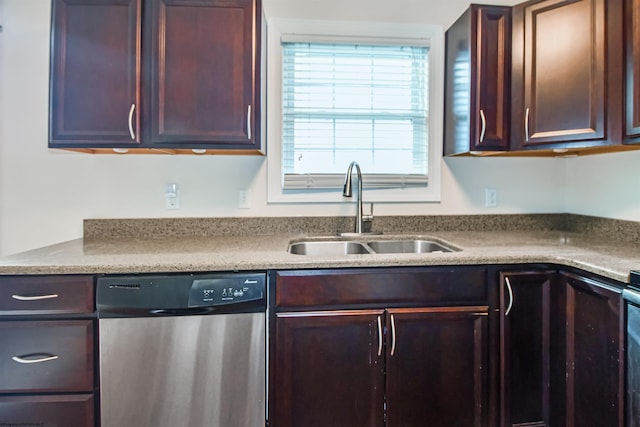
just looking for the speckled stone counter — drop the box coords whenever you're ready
[1,214,639,283]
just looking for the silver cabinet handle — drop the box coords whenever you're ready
[390,314,397,356]
[479,109,487,143]
[505,277,514,316]
[525,107,530,142]
[12,354,59,364]
[11,294,59,301]
[247,105,252,140]
[377,315,383,356]
[128,103,136,140]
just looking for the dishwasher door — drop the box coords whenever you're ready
[99,313,265,427]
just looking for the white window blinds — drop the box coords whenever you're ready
[281,41,430,189]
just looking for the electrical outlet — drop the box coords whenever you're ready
[485,188,497,207]
[165,183,180,210]
[239,190,251,209]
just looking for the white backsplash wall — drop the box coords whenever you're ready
[564,150,640,222]
[0,0,567,256]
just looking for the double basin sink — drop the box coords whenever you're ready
[288,237,459,256]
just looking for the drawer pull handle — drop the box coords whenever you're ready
[505,277,514,316]
[128,103,136,140]
[479,109,487,143]
[377,315,383,356]
[11,294,59,301]
[12,354,59,364]
[390,314,397,356]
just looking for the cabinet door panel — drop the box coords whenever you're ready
[0,394,94,427]
[444,5,511,155]
[511,0,627,151]
[149,0,259,148]
[475,6,511,150]
[50,0,141,146]
[500,271,555,427]
[626,0,640,139]
[385,307,488,427]
[560,272,624,427]
[274,310,385,427]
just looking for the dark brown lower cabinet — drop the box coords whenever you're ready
[558,271,624,427]
[274,306,488,427]
[499,269,624,427]
[0,394,95,427]
[385,307,488,427]
[499,270,556,427]
[274,310,385,427]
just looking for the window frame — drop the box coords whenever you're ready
[266,18,444,203]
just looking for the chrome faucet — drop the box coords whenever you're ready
[342,161,378,235]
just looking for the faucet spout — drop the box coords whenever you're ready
[342,161,365,234]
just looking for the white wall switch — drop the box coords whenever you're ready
[485,188,497,207]
[239,190,251,209]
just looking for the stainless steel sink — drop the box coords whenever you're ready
[288,241,373,256]
[288,238,458,256]
[366,240,453,254]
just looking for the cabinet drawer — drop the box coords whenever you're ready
[275,267,488,309]
[0,394,94,427]
[0,320,94,393]
[0,275,94,315]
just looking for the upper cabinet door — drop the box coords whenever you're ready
[49,0,141,146]
[148,0,260,150]
[512,0,623,150]
[625,0,640,140]
[444,5,511,155]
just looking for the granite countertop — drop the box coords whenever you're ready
[1,214,639,283]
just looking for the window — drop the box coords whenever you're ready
[267,19,444,203]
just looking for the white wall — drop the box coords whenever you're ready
[0,0,566,256]
[564,151,640,221]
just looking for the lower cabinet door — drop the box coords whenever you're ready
[559,272,624,427]
[0,394,95,427]
[500,270,556,427]
[274,310,385,427]
[385,306,489,427]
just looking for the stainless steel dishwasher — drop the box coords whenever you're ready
[96,272,266,427]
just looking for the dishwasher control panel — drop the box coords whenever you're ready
[189,275,264,307]
[97,272,266,317]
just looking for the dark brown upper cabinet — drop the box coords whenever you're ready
[49,0,262,154]
[625,0,640,141]
[444,5,511,155]
[511,0,624,152]
[49,0,142,148]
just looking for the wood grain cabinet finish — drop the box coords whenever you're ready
[148,0,260,150]
[274,310,385,427]
[625,0,640,141]
[0,275,94,315]
[0,320,94,393]
[556,271,624,427]
[49,0,141,147]
[0,275,97,427]
[271,267,490,427]
[385,307,488,427]
[0,394,95,427]
[499,270,556,427]
[511,0,624,150]
[444,5,511,155]
[49,0,261,153]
